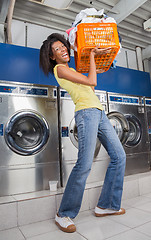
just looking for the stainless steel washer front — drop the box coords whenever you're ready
[0,81,60,196]
[108,92,150,175]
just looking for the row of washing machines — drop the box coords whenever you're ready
[60,89,151,186]
[0,80,151,196]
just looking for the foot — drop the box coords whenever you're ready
[55,214,76,233]
[95,207,126,217]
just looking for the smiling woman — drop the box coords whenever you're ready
[39,33,126,234]
[39,33,70,75]
[51,41,70,64]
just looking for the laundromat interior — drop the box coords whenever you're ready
[0,0,151,239]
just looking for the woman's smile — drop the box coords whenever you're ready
[62,52,68,58]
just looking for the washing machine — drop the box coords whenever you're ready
[0,81,60,196]
[144,97,151,167]
[59,88,110,186]
[107,92,150,175]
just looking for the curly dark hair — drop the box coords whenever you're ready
[39,33,70,76]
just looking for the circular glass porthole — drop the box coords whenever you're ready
[4,110,49,156]
[124,114,142,147]
[107,111,129,145]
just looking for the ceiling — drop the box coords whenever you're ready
[1,0,151,59]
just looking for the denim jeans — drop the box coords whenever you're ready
[58,108,126,219]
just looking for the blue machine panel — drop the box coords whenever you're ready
[0,43,151,97]
[53,89,71,98]
[19,87,48,96]
[60,90,71,98]
[0,85,17,93]
[96,66,151,97]
[110,95,139,104]
[146,99,151,105]
[62,127,69,137]
[123,97,138,104]
[0,124,3,136]
[0,84,48,96]
[110,96,122,102]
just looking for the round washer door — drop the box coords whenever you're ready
[107,111,129,145]
[4,110,49,156]
[124,114,142,147]
[69,118,101,157]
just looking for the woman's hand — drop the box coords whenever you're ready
[91,46,111,56]
[90,46,111,74]
[96,69,105,74]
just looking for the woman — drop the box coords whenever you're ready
[40,33,126,233]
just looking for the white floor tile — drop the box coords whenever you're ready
[139,175,151,195]
[74,210,95,224]
[19,220,57,238]
[135,221,151,237]
[27,230,86,240]
[0,228,25,240]
[122,178,139,200]
[76,217,129,240]
[106,229,151,240]
[18,196,56,226]
[0,202,17,231]
[135,201,151,213]
[107,207,151,228]
[120,200,131,210]
[121,195,151,208]
[142,192,151,199]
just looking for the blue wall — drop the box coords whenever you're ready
[0,43,151,97]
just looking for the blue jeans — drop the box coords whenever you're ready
[58,108,126,218]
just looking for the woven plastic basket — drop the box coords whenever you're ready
[75,22,120,73]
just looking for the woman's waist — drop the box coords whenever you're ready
[75,102,104,112]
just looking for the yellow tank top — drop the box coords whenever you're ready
[54,64,104,112]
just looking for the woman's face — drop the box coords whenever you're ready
[51,41,70,64]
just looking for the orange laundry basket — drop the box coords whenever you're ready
[74,23,120,73]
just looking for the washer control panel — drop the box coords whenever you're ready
[0,84,49,97]
[145,99,151,106]
[109,95,139,105]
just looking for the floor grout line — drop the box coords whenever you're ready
[18,227,26,240]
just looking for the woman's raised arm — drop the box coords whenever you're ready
[57,47,110,86]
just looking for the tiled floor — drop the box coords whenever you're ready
[1,193,151,240]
